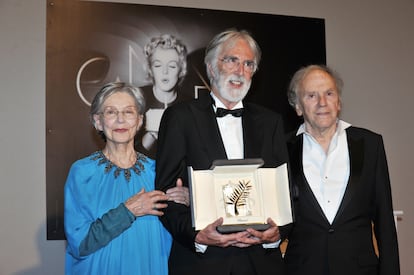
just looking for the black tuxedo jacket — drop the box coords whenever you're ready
[155,93,290,275]
[285,126,400,275]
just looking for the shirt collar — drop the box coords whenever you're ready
[296,119,351,136]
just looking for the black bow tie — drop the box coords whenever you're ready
[216,107,244,117]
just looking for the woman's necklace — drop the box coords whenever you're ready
[103,149,136,169]
[92,151,148,182]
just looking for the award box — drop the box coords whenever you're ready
[188,159,292,233]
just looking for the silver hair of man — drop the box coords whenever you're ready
[287,64,344,108]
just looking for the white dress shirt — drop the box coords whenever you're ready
[297,120,351,224]
[211,93,244,159]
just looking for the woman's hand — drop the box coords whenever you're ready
[166,178,190,206]
[125,188,168,217]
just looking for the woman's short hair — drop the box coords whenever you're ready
[144,34,187,84]
[287,64,344,108]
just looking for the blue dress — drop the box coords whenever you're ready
[64,151,172,275]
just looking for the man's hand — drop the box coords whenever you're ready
[235,218,281,246]
[195,218,251,247]
[166,178,190,206]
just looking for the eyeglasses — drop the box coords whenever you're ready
[99,107,138,120]
[220,56,257,74]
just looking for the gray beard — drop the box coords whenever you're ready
[215,74,251,103]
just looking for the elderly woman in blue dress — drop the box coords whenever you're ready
[64,82,189,275]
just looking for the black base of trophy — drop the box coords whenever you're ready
[216,224,270,234]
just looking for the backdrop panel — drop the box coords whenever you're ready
[46,0,325,240]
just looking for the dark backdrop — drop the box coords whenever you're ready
[46,0,325,239]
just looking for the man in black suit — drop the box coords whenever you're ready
[284,64,400,275]
[155,29,290,275]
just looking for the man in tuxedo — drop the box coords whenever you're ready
[284,64,400,275]
[155,29,290,275]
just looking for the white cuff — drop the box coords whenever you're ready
[262,239,281,249]
[195,242,208,253]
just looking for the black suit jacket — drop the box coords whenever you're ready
[285,126,400,275]
[155,93,290,275]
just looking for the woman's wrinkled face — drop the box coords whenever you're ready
[151,48,180,93]
[93,92,143,145]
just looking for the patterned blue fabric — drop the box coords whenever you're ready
[64,151,172,275]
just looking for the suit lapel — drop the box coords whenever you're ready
[332,129,364,223]
[190,94,227,161]
[289,135,330,224]
[243,104,262,158]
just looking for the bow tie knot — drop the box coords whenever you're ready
[216,107,244,117]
